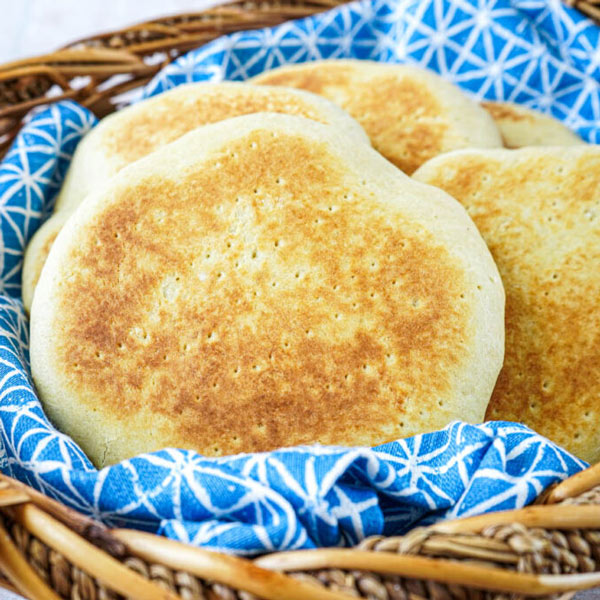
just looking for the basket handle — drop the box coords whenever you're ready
[114,529,359,600]
[256,548,600,596]
[545,462,600,504]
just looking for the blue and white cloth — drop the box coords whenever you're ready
[0,0,596,555]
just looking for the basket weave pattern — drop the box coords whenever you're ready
[1,465,600,599]
[0,465,600,600]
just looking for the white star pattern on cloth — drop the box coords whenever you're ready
[0,0,595,555]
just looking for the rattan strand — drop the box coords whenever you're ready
[560,487,600,507]
[0,576,20,595]
[1,485,599,600]
[0,516,479,600]
[565,0,600,22]
[355,521,600,576]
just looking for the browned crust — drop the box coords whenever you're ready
[417,149,600,461]
[104,88,333,166]
[481,102,534,123]
[255,65,449,174]
[53,131,471,458]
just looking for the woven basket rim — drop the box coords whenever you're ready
[1,463,600,599]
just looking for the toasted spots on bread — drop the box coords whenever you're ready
[414,147,600,462]
[32,115,503,467]
[104,89,329,165]
[55,131,470,459]
[253,60,502,173]
[53,82,369,212]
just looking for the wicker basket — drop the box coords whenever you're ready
[1,1,600,598]
[1,463,600,599]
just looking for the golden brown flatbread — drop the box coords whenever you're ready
[414,145,600,462]
[25,82,369,313]
[31,113,504,467]
[22,212,70,313]
[482,101,585,148]
[252,59,502,174]
[54,81,369,212]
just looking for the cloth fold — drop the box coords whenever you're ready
[0,0,596,555]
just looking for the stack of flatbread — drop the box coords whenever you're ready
[26,59,595,468]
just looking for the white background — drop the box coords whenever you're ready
[0,2,599,599]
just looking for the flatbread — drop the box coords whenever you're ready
[31,113,504,467]
[482,101,585,148]
[22,212,71,313]
[28,82,369,308]
[252,59,502,174]
[414,146,600,462]
[54,81,369,212]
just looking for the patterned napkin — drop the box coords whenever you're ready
[0,0,597,554]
